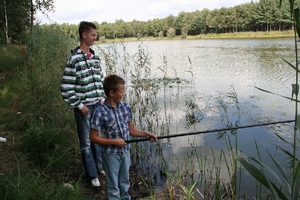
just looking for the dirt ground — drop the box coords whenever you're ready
[82,173,159,200]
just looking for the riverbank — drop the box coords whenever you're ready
[99,30,294,44]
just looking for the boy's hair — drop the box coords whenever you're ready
[78,21,97,41]
[103,75,125,96]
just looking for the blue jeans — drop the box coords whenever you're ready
[103,151,131,200]
[74,102,103,180]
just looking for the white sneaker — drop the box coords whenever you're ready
[91,178,100,187]
[99,170,105,176]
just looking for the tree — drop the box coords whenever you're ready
[190,9,208,35]
[234,3,257,32]
[114,19,128,38]
[167,27,175,38]
[30,0,55,31]
[0,0,55,44]
[174,11,193,37]
[148,18,164,37]
[0,0,31,44]
[163,14,175,33]
[206,9,218,33]
[3,0,8,44]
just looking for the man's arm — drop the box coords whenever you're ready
[61,59,83,109]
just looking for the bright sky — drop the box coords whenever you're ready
[37,0,255,24]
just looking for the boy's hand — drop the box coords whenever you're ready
[146,132,158,142]
[114,138,127,147]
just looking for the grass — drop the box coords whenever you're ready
[0,45,25,128]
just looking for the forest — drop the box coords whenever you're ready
[0,0,296,44]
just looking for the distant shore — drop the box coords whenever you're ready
[98,30,295,44]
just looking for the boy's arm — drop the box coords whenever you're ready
[128,121,158,142]
[90,129,127,147]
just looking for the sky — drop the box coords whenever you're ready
[37,0,255,25]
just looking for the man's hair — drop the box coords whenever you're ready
[78,21,97,41]
[103,75,125,96]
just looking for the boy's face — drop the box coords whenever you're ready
[82,28,97,46]
[111,84,125,103]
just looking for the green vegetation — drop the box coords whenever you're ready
[0,26,90,199]
[52,0,294,41]
[0,0,54,44]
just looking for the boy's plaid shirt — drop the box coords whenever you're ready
[90,101,132,154]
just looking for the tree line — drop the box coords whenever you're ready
[0,0,296,44]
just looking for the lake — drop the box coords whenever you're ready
[96,37,297,198]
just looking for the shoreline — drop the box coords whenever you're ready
[98,30,295,44]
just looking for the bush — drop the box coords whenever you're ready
[22,124,74,168]
[167,27,175,39]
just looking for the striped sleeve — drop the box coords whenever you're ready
[61,57,82,108]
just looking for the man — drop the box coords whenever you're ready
[61,21,105,187]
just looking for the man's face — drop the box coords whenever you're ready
[82,28,97,46]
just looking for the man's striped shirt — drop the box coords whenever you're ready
[61,47,105,109]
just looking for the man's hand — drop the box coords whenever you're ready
[80,105,90,116]
[100,99,105,105]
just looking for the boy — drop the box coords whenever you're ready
[90,74,158,199]
[61,21,105,187]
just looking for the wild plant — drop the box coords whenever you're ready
[96,42,120,75]
[20,25,78,168]
[234,1,300,199]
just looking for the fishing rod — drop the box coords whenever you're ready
[125,119,295,144]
